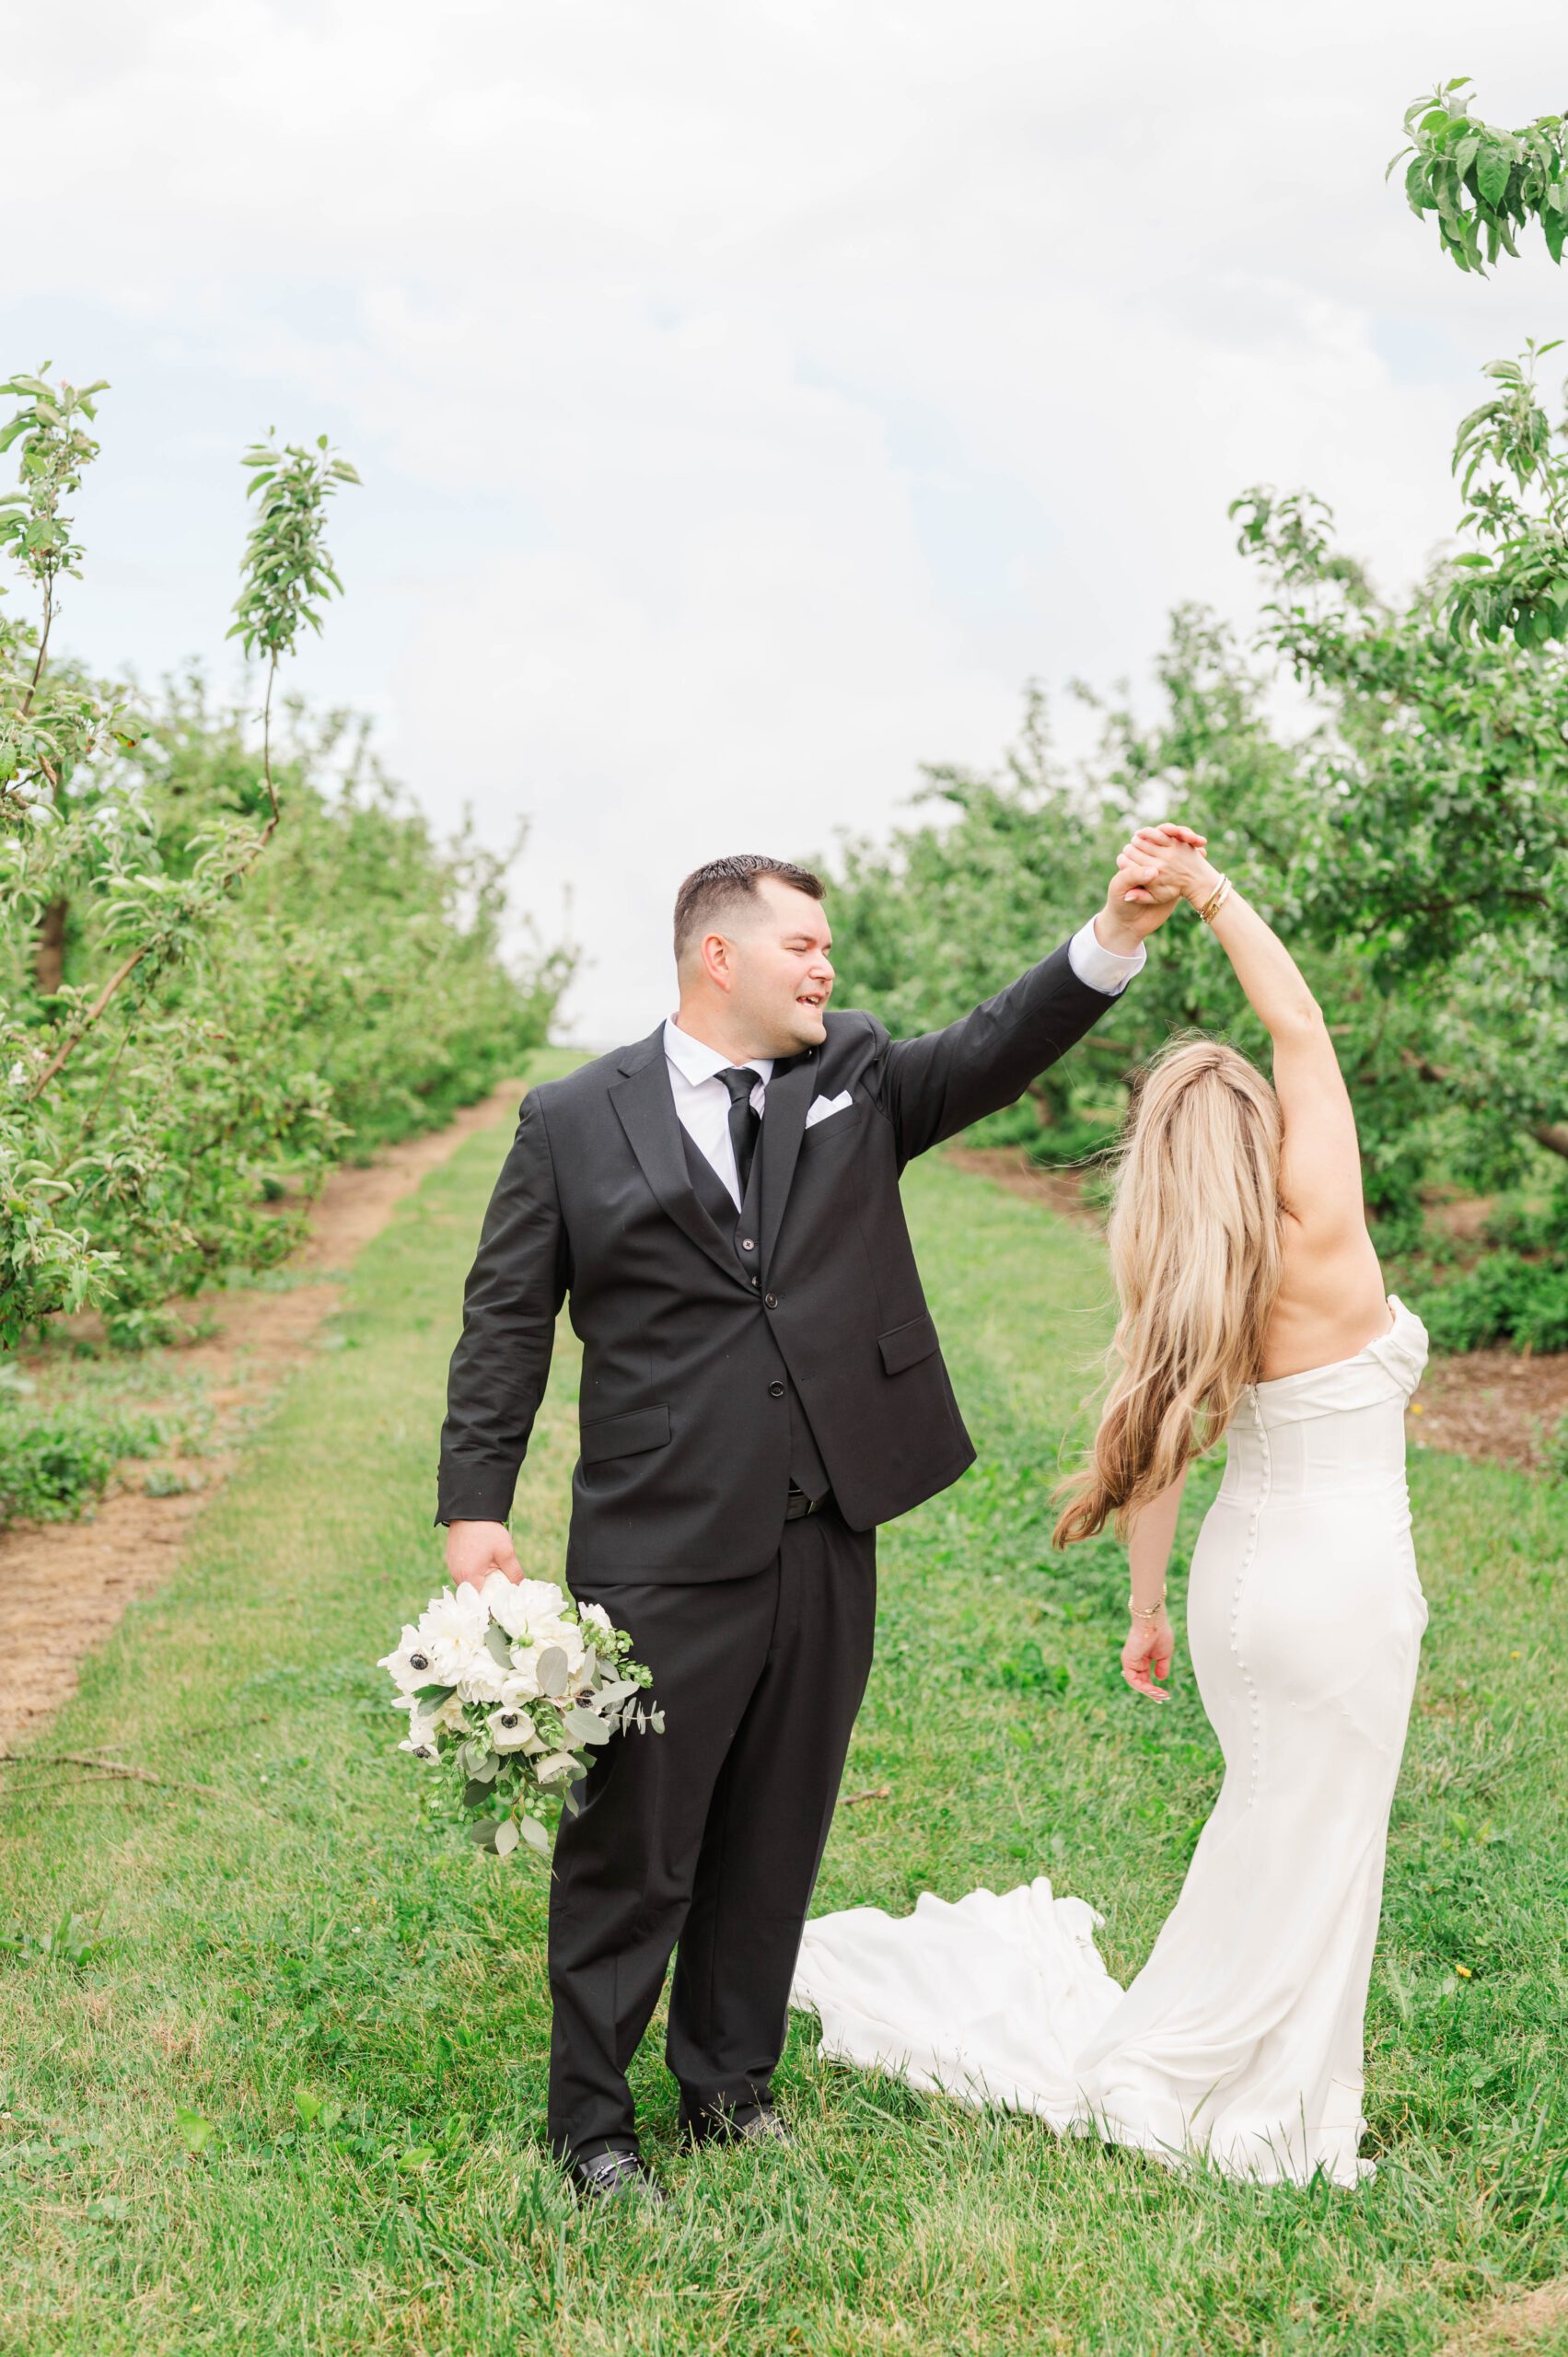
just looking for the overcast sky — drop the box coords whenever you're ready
[9,2,1567,1037]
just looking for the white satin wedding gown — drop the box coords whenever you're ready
[791,1296,1429,2186]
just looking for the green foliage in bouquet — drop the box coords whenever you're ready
[380,1577,663,1861]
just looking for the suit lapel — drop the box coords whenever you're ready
[610,1032,749,1289]
[757,1050,817,1274]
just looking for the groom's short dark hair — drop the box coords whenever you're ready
[674,855,826,960]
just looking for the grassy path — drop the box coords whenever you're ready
[3,1077,1566,2355]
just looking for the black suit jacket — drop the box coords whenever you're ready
[436,939,1116,1582]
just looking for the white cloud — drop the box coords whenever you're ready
[6,0,1567,1031]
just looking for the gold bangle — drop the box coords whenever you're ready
[1197,874,1232,925]
[1129,1593,1166,1622]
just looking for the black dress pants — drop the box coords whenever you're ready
[546,1501,877,2161]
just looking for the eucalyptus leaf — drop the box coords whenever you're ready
[563,1706,611,1745]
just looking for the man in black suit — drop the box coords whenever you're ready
[436,851,1176,2201]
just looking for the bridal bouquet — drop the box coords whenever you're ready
[379,1574,662,1859]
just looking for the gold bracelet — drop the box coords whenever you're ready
[1129,1592,1166,1622]
[1197,874,1232,925]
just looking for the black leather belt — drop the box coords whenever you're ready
[784,1485,830,1520]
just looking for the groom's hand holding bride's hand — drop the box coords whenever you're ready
[1114,822,1220,911]
[1095,821,1208,954]
[447,1518,524,1589]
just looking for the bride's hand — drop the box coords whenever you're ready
[1121,1612,1175,1703]
[1117,824,1221,909]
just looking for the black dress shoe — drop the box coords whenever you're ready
[567,2146,668,2204]
[683,2102,793,2150]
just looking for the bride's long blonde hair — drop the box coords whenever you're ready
[1053,1038,1285,1546]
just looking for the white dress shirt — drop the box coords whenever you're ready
[663,914,1144,1209]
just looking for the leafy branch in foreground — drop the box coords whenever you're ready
[0,369,128,829]
[1446,343,1568,648]
[228,435,360,838]
[20,434,360,1104]
[1392,77,1568,272]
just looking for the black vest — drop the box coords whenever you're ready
[679,1123,830,1500]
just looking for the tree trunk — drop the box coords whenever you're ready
[33,897,67,994]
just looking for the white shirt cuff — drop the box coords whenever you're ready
[1067,915,1146,999]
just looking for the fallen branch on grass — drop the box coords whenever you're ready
[0,1751,278,1813]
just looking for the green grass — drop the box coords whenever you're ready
[2,1105,1566,2355]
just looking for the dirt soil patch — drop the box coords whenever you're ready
[946,1144,1568,1477]
[1435,2277,1568,2354]
[1414,1350,1568,1472]
[942,1144,1101,1228]
[0,1081,521,1754]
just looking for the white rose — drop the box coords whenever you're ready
[487,1705,544,1753]
[499,1657,541,1702]
[580,1602,615,1640]
[453,1655,507,1707]
[480,1573,570,1642]
[432,1692,470,1735]
[531,1617,587,1678]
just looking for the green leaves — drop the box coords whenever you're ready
[1392,78,1568,275]
[227,434,360,667]
[0,1909,113,1968]
[1442,343,1568,650]
[173,2105,214,2155]
[0,368,116,829]
[292,2086,343,2133]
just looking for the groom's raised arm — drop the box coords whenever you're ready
[875,908,1146,1164]
[436,1090,568,1527]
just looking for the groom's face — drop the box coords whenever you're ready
[729,877,835,1055]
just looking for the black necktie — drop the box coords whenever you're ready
[715,1066,761,1202]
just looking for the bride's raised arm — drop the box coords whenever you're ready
[1115,829,1365,1255]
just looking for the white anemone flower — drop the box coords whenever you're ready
[400,1708,442,1761]
[379,1623,437,1695]
[487,1705,545,1754]
[411,1584,489,1681]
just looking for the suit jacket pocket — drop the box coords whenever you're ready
[580,1403,672,1465]
[877,1311,939,1376]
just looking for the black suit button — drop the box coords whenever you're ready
[769,1380,784,1399]
[763,1293,778,1309]
[740,1237,755,1250]
[749,1274,760,1288]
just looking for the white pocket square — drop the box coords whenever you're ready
[805,1090,854,1129]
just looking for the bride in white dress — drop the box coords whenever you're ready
[791,824,1428,2187]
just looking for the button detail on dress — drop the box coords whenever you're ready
[740,1238,755,1250]
[769,1380,784,1399]
[764,1293,779,1309]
